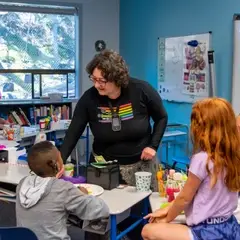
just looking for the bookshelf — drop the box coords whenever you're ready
[0,99,90,166]
[0,99,74,125]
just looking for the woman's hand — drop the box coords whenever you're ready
[237,115,240,132]
[141,147,156,160]
[144,207,169,223]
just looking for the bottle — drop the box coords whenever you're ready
[166,181,175,202]
[169,169,175,179]
[157,171,166,197]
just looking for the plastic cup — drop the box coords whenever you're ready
[64,163,74,177]
[135,171,152,192]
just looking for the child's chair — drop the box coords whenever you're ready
[0,227,38,240]
[172,156,190,172]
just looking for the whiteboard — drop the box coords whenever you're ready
[232,15,240,115]
[158,33,211,103]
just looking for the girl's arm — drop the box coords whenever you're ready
[166,172,202,222]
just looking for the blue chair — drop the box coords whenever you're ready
[172,156,190,171]
[0,227,38,240]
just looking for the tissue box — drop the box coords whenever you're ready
[50,120,71,130]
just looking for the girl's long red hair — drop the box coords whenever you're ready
[191,97,240,191]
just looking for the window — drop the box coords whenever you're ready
[0,3,77,100]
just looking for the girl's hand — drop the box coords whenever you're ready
[144,207,169,223]
[152,217,168,224]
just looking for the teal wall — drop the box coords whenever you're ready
[120,0,237,126]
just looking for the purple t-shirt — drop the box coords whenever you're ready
[185,151,238,226]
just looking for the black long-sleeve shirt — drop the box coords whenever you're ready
[60,78,168,164]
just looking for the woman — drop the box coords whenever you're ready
[60,49,168,190]
[60,49,167,239]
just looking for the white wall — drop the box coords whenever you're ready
[80,0,119,93]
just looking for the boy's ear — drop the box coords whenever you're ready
[47,159,54,168]
[56,152,64,178]
[47,159,58,174]
[57,151,64,169]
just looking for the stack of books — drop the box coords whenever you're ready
[0,187,16,203]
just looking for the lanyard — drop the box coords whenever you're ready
[108,101,121,131]
[108,101,120,117]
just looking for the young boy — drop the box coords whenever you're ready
[16,141,109,240]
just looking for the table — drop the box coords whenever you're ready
[149,192,185,224]
[0,163,29,185]
[100,187,151,239]
[0,163,150,240]
[0,124,90,172]
[149,192,240,224]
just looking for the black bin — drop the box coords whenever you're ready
[86,164,119,190]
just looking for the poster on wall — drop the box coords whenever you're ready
[157,33,211,103]
[182,40,208,96]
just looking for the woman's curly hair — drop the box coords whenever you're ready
[86,49,129,88]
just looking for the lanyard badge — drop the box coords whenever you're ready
[108,101,121,132]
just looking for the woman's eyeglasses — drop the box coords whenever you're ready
[89,75,107,86]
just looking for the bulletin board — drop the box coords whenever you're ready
[158,33,211,103]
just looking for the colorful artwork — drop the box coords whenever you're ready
[182,40,208,96]
[157,33,210,103]
[97,103,134,123]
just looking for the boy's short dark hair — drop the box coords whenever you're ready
[27,141,58,177]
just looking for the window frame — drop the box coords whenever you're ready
[0,3,79,100]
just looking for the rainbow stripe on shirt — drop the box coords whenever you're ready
[98,103,134,123]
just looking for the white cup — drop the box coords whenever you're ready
[64,163,74,177]
[135,171,152,192]
[6,147,17,164]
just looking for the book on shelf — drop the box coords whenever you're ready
[29,105,70,124]
[0,197,16,203]
[8,108,31,126]
[6,104,70,126]
[0,187,16,198]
